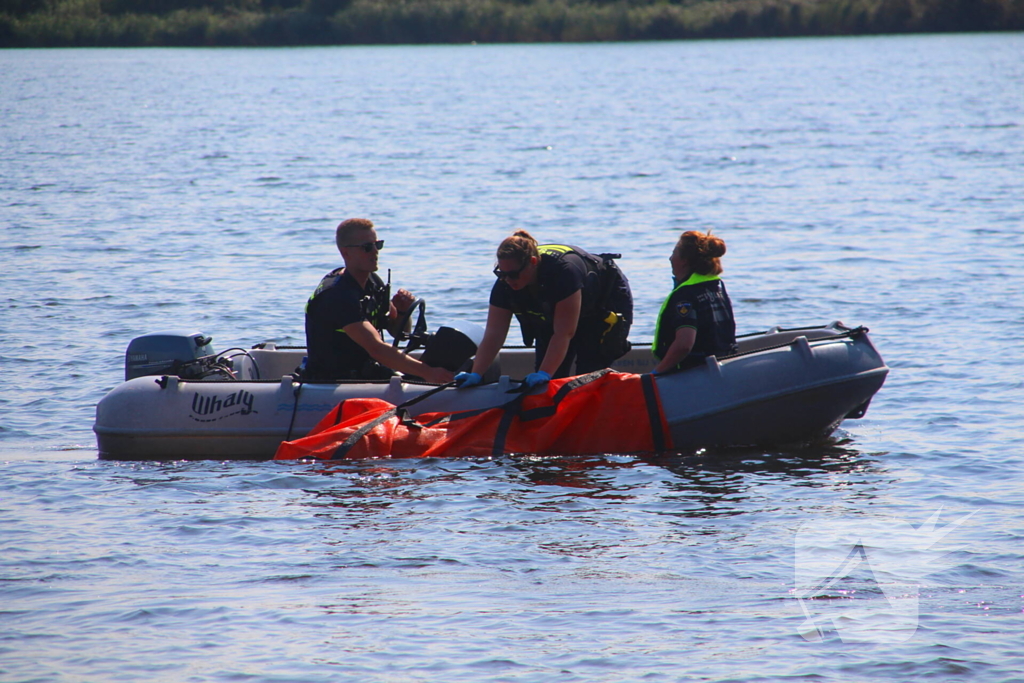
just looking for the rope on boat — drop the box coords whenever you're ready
[721,325,869,363]
[285,376,303,442]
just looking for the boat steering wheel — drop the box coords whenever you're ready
[392,298,429,353]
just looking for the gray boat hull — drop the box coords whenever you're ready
[94,322,887,459]
[657,328,887,450]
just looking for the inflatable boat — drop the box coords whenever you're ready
[93,318,888,460]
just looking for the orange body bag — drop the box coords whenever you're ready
[274,370,670,461]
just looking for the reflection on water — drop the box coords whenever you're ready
[288,434,890,524]
[510,454,639,492]
[650,438,884,479]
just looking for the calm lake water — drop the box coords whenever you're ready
[3,33,1024,682]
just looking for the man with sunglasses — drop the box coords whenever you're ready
[303,218,454,384]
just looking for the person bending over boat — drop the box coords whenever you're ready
[303,218,454,384]
[651,230,738,375]
[456,230,633,389]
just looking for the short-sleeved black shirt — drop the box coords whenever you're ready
[304,268,389,380]
[654,277,737,370]
[489,247,604,327]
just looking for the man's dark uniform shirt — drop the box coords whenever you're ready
[304,268,390,381]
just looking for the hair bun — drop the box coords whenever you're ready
[676,229,726,276]
[706,235,726,258]
[498,230,540,262]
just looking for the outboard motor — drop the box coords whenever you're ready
[420,320,485,373]
[124,332,218,381]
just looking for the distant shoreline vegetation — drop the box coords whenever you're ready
[2,0,1021,47]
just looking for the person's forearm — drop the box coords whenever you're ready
[653,340,692,374]
[368,343,446,381]
[366,342,415,372]
[385,305,414,339]
[539,333,572,376]
[386,290,414,338]
[539,291,581,376]
[471,330,505,376]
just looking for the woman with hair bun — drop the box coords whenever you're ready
[652,230,738,375]
[456,229,633,389]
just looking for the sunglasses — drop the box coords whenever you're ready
[344,240,384,253]
[493,262,527,281]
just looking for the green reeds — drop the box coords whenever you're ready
[2,0,1022,47]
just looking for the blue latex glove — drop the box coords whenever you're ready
[454,371,482,388]
[522,370,551,389]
